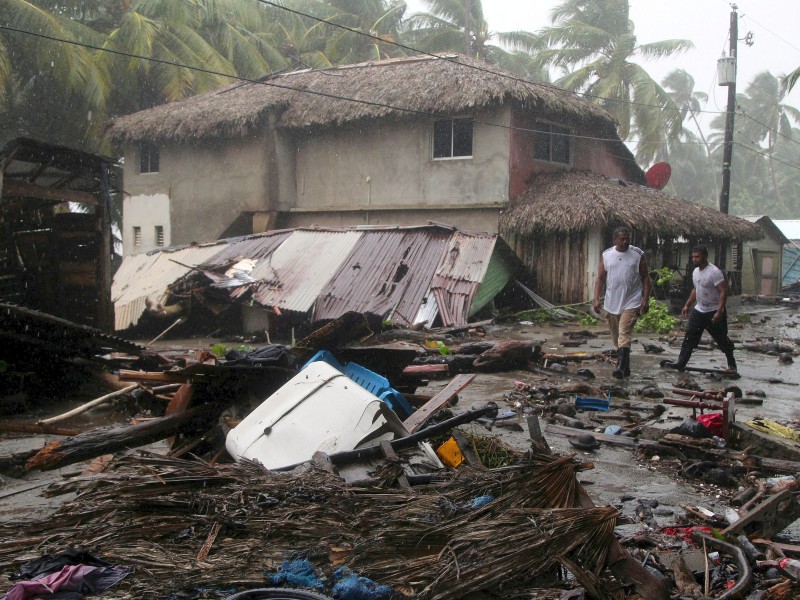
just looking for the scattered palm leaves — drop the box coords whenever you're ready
[0,451,616,598]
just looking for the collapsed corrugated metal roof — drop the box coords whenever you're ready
[112,225,511,331]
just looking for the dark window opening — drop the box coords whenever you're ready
[534,123,571,164]
[433,118,473,159]
[139,143,160,173]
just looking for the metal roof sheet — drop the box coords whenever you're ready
[112,225,506,331]
[112,243,229,330]
[201,230,293,266]
[313,228,451,324]
[250,230,363,313]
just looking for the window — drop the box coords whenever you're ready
[155,225,165,247]
[433,118,473,159]
[534,123,571,164]
[139,142,160,173]
[133,226,142,247]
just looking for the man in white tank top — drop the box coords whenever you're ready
[593,226,651,378]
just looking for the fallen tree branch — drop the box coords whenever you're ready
[37,384,139,426]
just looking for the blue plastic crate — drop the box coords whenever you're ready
[301,350,414,419]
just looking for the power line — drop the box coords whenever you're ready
[737,110,800,149]
[734,141,800,173]
[251,0,729,117]
[0,22,682,157]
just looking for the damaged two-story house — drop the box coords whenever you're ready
[108,54,760,308]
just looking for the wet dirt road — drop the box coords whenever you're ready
[1,302,798,536]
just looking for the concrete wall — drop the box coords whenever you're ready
[283,108,511,232]
[508,111,632,199]
[122,136,270,252]
[122,193,170,255]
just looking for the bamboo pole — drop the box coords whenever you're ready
[37,384,139,426]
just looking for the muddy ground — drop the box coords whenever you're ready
[1,299,799,541]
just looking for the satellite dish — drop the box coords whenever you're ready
[645,162,672,190]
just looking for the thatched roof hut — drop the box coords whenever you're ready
[499,171,762,304]
[107,54,618,144]
[500,170,762,241]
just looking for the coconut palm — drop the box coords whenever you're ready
[0,1,108,147]
[532,0,693,163]
[287,0,408,65]
[404,0,542,75]
[737,71,800,205]
[662,69,710,153]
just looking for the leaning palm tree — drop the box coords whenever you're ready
[532,0,693,163]
[404,0,541,75]
[662,69,711,154]
[737,71,800,206]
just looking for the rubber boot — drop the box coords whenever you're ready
[622,347,631,377]
[612,348,626,379]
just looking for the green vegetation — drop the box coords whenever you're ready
[634,298,679,334]
[4,0,800,217]
[210,343,227,358]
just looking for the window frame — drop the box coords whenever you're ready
[133,226,142,248]
[432,118,474,160]
[533,121,572,165]
[139,142,160,174]
[154,225,165,247]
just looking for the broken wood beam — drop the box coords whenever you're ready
[0,423,80,436]
[25,403,219,472]
[37,384,139,426]
[722,490,800,538]
[544,423,640,447]
[401,364,449,375]
[402,373,476,433]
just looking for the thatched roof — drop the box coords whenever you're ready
[108,54,617,144]
[500,170,763,241]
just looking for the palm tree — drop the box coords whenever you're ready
[532,0,693,163]
[737,71,800,205]
[404,0,542,76]
[662,69,710,154]
[288,0,408,65]
[0,1,108,148]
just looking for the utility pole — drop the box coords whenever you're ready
[717,4,738,270]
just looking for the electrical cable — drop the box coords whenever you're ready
[0,23,709,156]
[251,0,728,116]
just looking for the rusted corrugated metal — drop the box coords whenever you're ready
[313,228,451,324]
[113,225,507,331]
[250,230,363,313]
[201,230,293,267]
[112,243,229,330]
[429,232,498,326]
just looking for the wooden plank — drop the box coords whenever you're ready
[722,490,800,537]
[401,364,449,375]
[402,373,476,433]
[451,430,486,470]
[544,423,640,447]
[2,180,100,205]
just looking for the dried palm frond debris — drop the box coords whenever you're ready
[0,451,616,599]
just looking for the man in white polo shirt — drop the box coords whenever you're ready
[593,226,651,379]
[665,245,737,373]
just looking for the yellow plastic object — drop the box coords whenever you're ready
[436,436,465,468]
[746,419,800,442]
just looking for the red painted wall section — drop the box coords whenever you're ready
[508,108,636,200]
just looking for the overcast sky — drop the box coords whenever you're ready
[404,0,800,112]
